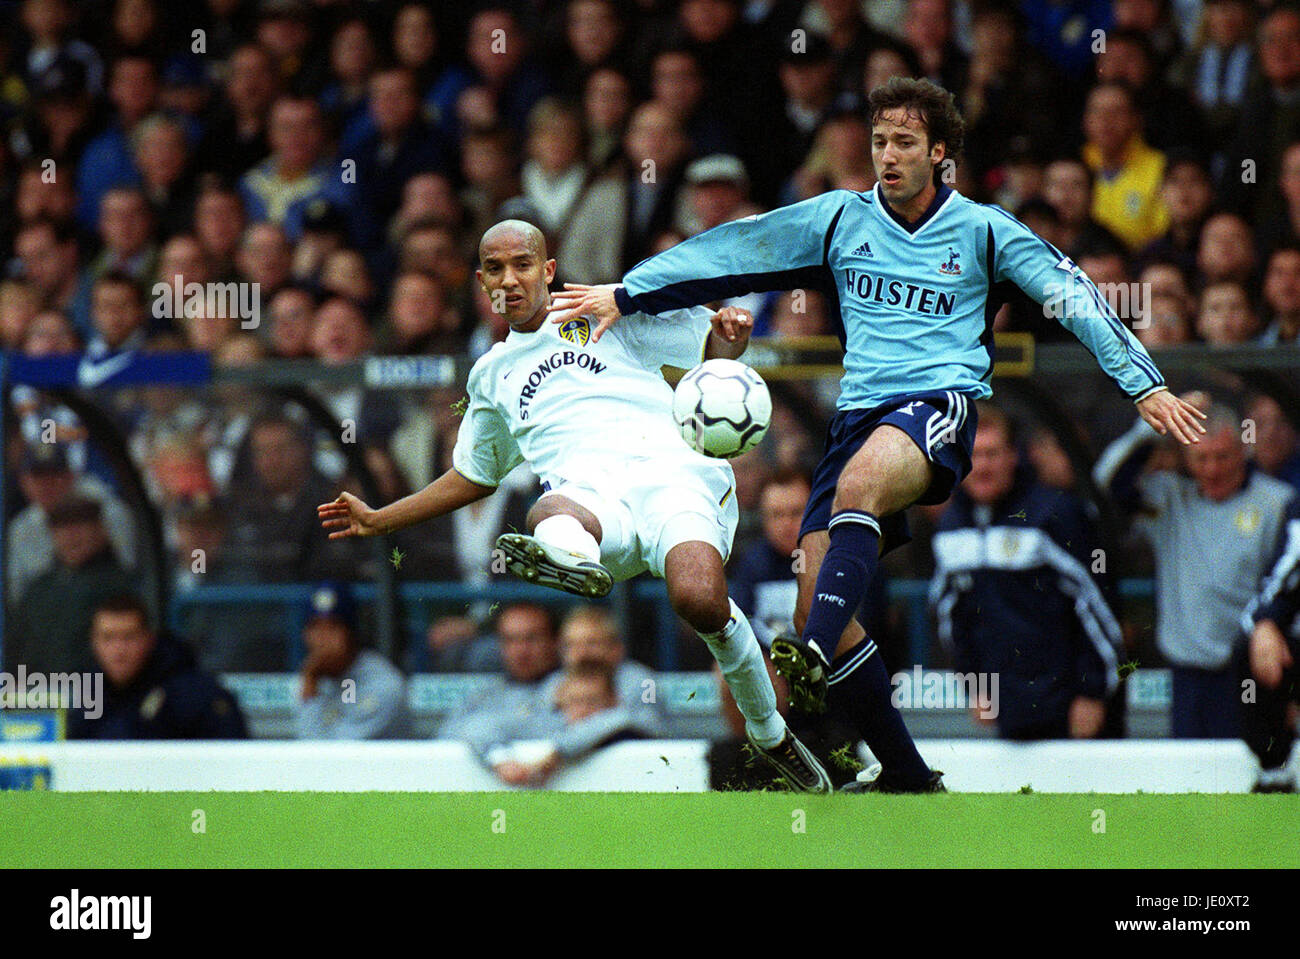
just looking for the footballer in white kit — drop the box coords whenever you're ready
[319,220,831,792]
[456,290,737,588]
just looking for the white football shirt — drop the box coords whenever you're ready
[452,307,722,490]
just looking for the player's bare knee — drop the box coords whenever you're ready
[668,576,729,634]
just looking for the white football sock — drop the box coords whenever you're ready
[533,513,601,562]
[699,598,786,748]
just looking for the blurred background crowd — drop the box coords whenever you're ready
[1,0,1298,778]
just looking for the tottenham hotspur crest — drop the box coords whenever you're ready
[939,247,961,275]
[558,317,592,346]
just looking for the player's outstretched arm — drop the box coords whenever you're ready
[704,306,754,360]
[1134,387,1207,445]
[317,470,495,539]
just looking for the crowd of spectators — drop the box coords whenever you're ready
[0,1,1298,773]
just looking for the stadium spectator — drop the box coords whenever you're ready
[13,218,82,318]
[1196,280,1260,345]
[1196,211,1257,290]
[295,583,411,740]
[582,66,633,173]
[6,494,137,675]
[352,66,449,226]
[1221,3,1300,227]
[1259,245,1300,345]
[932,405,1122,740]
[266,284,315,358]
[234,221,292,307]
[682,154,757,237]
[321,15,376,142]
[476,659,657,787]
[223,412,358,582]
[0,279,40,349]
[509,97,589,238]
[1096,27,1206,156]
[19,53,96,165]
[1247,394,1300,491]
[1080,82,1169,252]
[193,183,247,282]
[240,95,367,247]
[14,156,78,229]
[1136,292,1195,349]
[650,46,735,161]
[20,308,80,354]
[86,271,147,355]
[1258,142,1300,259]
[1095,393,1294,738]
[729,470,810,649]
[131,112,196,241]
[21,0,104,98]
[1137,153,1213,277]
[450,6,550,141]
[539,606,664,733]
[67,593,248,740]
[1041,157,1126,262]
[1174,0,1255,149]
[73,187,158,331]
[1239,495,1300,791]
[74,54,157,229]
[553,0,628,97]
[377,270,463,357]
[7,442,135,603]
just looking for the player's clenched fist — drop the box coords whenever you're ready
[317,492,382,539]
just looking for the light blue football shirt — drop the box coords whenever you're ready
[613,184,1166,410]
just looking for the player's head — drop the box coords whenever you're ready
[476,219,555,332]
[867,76,964,202]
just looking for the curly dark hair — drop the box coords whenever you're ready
[867,76,966,186]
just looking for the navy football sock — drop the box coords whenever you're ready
[802,511,879,662]
[827,642,931,786]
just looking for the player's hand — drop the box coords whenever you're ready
[1068,696,1107,738]
[1135,387,1206,445]
[547,283,623,342]
[317,492,382,539]
[1250,620,1294,689]
[710,305,754,344]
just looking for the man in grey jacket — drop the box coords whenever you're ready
[1096,393,1295,737]
[294,583,411,740]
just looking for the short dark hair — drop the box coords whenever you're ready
[867,76,965,184]
[94,270,144,305]
[93,593,153,632]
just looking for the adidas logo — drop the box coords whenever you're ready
[850,239,874,257]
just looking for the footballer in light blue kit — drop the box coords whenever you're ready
[550,77,1206,792]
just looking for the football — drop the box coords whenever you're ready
[671,358,772,458]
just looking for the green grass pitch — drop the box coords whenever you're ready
[2,793,1297,867]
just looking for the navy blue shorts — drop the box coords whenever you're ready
[799,390,978,555]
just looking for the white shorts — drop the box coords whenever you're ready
[541,456,738,581]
